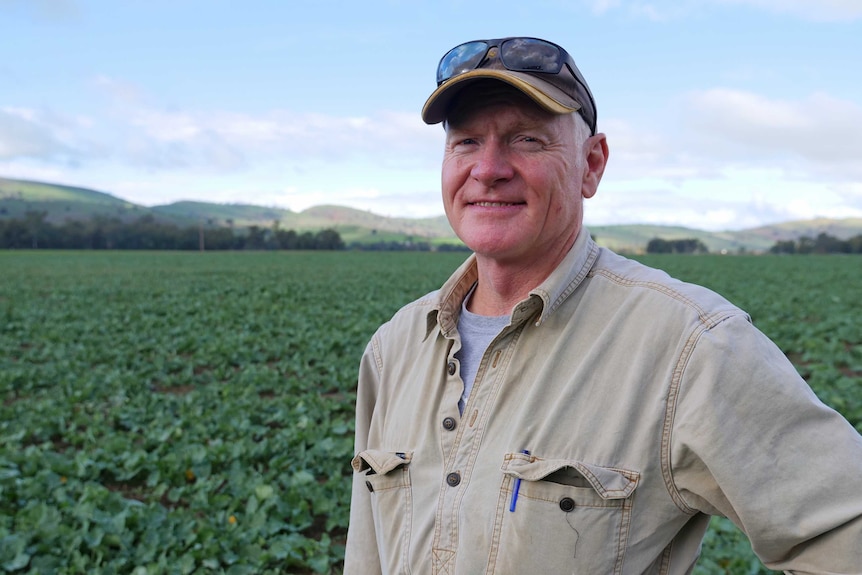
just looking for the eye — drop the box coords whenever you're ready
[516,135,544,147]
[448,137,478,150]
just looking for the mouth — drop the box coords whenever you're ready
[470,201,524,207]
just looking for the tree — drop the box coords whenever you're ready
[769,240,796,255]
[23,210,48,249]
[315,228,345,250]
[274,229,298,249]
[646,238,708,254]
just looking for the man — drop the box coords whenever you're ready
[345,37,862,574]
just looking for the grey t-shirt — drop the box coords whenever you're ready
[455,293,509,414]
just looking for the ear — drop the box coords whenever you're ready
[581,133,609,200]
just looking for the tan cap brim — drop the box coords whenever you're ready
[421,69,581,125]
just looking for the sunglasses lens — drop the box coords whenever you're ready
[437,41,490,84]
[499,38,563,73]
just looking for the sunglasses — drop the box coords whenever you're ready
[437,37,570,84]
[434,37,596,134]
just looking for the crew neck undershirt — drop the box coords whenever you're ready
[454,288,509,414]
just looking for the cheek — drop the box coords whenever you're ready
[441,160,463,203]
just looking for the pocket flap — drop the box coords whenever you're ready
[352,449,413,475]
[502,453,638,499]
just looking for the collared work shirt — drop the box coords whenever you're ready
[345,231,862,574]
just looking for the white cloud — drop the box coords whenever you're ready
[604,89,862,185]
[0,86,445,177]
[593,88,862,230]
[0,107,73,159]
[681,89,862,177]
[110,105,443,172]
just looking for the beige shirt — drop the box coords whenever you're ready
[345,231,862,574]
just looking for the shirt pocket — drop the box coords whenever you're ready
[488,452,639,575]
[352,449,414,574]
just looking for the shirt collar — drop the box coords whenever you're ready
[427,229,600,338]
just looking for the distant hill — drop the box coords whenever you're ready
[0,177,192,227]
[2,176,861,252]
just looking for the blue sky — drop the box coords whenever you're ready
[1,0,861,230]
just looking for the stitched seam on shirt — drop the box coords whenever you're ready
[484,475,513,574]
[370,333,384,375]
[658,540,673,575]
[401,468,414,575]
[432,548,456,574]
[662,314,742,514]
[614,494,635,575]
[548,238,600,315]
[589,269,720,325]
[661,322,703,514]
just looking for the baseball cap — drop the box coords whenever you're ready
[421,37,597,135]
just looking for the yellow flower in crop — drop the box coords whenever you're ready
[185,468,195,482]
[228,515,237,525]
[60,476,67,484]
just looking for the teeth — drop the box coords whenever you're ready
[474,202,514,207]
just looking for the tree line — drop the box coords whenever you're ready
[0,212,345,251]
[644,233,862,255]
[769,233,862,254]
[646,238,709,254]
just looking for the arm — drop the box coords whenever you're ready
[670,315,862,574]
[344,337,383,574]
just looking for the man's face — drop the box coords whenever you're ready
[442,90,594,269]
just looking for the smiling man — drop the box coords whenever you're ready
[344,37,862,574]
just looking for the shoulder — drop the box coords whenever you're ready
[588,248,748,328]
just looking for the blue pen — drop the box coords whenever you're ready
[509,450,530,512]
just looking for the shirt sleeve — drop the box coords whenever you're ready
[344,337,383,575]
[669,314,862,574]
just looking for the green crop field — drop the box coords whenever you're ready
[1,251,860,574]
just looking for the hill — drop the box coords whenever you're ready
[2,176,861,252]
[0,177,192,227]
[588,224,779,254]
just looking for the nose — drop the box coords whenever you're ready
[470,141,515,187]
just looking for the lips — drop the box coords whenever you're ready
[470,201,524,207]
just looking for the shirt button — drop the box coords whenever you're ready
[559,497,575,512]
[446,472,461,487]
[447,361,456,376]
[442,417,456,431]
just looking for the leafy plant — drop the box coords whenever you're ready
[2,251,858,573]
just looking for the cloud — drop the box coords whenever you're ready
[681,89,862,178]
[93,97,443,173]
[601,89,862,183]
[1,83,445,176]
[0,107,73,159]
[594,88,862,230]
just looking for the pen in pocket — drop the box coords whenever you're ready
[509,449,530,512]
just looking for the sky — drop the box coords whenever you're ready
[1,0,861,231]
